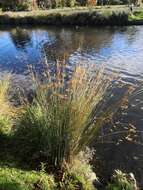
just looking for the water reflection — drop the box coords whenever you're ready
[43,27,114,63]
[0,26,143,80]
[10,28,32,50]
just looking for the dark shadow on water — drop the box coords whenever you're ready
[92,142,143,187]
[9,28,32,50]
[89,85,143,188]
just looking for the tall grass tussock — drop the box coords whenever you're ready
[13,62,132,173]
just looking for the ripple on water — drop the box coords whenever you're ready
[0,26,143,84]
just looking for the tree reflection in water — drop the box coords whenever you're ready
[10,28,32,50]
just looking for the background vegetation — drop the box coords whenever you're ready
[0,0,141,11]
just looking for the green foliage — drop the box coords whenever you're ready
[66,0,76,7]
[106,170,138,190]
[0,166,55,190]
[15,2,31,11]
[0,160,97,190]
[1,0,33,11]
[129,11,143,21]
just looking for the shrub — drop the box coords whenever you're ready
[106,170,138,190]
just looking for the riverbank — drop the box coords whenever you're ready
[0,6,143,26]
[0,71,139,190]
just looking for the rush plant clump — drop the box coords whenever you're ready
[14,61,133,175]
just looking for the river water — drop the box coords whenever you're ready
[0,25,143,185]
[0,26,143,83]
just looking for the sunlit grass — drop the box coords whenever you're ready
[129,11,143,21]
[0,166,55,190]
